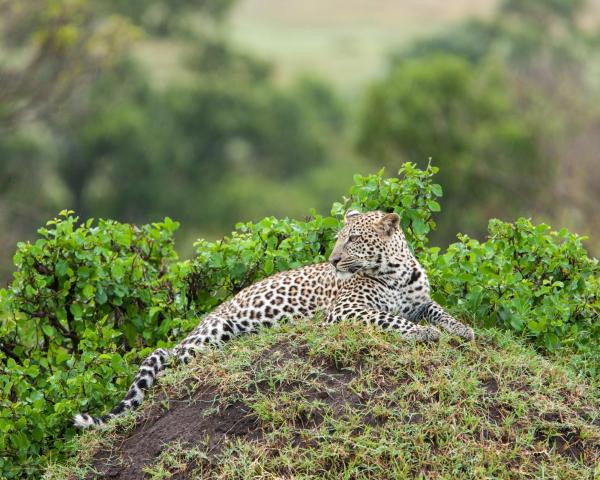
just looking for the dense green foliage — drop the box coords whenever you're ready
[1,164,598,478]
[0,213,192,478]
[426,219,599,359]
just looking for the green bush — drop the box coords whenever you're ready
[0,212,190,478]
[1,164,598,479]
[425,218,600,355]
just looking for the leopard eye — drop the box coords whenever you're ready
[349,234,361,242]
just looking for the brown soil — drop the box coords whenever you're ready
[88,388,260,480]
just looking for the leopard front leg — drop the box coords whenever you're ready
[326,307,440,342]
[420,301,474,340]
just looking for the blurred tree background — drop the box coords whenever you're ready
[1,0,599,282]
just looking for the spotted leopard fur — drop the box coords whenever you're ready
[74,210,474,428]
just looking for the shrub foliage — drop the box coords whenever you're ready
[426,219,599,354]
[0,164,598,478]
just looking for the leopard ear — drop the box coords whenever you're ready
[344,209,361,222]
[376,213,400,237]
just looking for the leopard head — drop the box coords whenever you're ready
[329,210,409,279]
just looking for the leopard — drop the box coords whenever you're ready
[74,209,474,428]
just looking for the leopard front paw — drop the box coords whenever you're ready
[457,324,475,341]
[413,326,440,342]
[425,326,441,342]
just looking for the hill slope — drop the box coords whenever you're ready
[46,321,600,479]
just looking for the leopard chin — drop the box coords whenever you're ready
[335,269,355,280]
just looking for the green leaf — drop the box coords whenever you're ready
[41,324,56,337]
[321,217,339,229]
[11,432,30,450]
[264,256,274,275]
[430,184,443,197]
[82,284,95,299]
[70,303,83,319]
[96,287,108,305]
[55,349,70,365]
[427,200,441,212]
[55,260,68,278]
[111,262,125,279]
[412,218,428,235]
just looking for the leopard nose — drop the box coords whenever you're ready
[330,254,341,267]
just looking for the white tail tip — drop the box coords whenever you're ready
[73,413,97,428]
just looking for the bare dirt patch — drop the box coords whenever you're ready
[481,377,499,394]
[88,387,260,480]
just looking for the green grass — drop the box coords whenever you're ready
[45,320,600,479]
